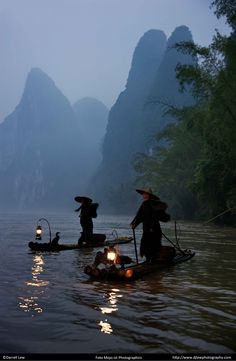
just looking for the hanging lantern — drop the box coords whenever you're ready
[35,225,42,240]
[34,218,52,243]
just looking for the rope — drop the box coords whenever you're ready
[162,232,186,255]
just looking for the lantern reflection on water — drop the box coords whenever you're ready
[26,254,49,287]
[18,254,49,316]
[98,288,122,334]
[18,295,43,314]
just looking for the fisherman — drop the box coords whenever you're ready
[130,188,170,263]
[74,196,99,245]
[51,232,60,246]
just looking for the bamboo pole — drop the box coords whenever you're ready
[203,207,236,225]
[132,228,139,264]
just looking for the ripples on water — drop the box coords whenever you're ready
[0,212,235,354]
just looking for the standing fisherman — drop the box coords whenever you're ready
[74,196,98,245]
[130,188,170,263]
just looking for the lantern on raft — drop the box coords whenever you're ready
[34,218,52,243]
[84,246,134,279]
[35,225,42,240]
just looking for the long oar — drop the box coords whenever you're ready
[132,228,139,264]
[162,232,185,255]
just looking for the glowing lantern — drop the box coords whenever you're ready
[34,218,52,243]
[107,250,117,263]
[35,225,42,240]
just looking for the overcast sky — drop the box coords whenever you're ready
[0,0,231,121]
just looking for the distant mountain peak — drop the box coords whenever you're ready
[167,25,193,47]
[0,68,87,210]
[27,67,52,80]
[126,29,167,91]
[73,97,108,111]
[30,67,47,75]
[22,67,57,97]
[18,67,75,127]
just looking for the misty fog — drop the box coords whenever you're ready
[0,0,231,214]
[0,0,230,121]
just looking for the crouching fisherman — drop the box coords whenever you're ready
[84,247,133,278]
[93,247,132,269]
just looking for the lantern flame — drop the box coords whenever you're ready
[35,225,42,240]
[107,250,117,263]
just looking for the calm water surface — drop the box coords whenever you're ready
[0,212,235,355]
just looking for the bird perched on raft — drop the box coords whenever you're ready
[51,232,60,246]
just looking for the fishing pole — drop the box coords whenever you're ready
[132,228,139,264]
[161,231,185,255]
[203,206,236,225]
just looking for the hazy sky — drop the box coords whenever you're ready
[0,0,231,121]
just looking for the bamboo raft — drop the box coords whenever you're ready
[28,235,133,252]
[84,249,195,281]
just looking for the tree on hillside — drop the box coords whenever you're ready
[134,0,236,224]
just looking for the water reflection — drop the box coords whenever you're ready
[27,255,49,287]
[98,288,122,334]
[6,214,235,353]
[18,254,49,316]
[98,320,113,334]
[18,296,43,314]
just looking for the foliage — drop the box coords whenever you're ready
[134,1,236,224]
[134,106,204,219]
[211,0,236,29]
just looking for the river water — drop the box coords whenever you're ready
[0,212,235,357]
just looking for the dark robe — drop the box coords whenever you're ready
[131,199,170,262]
[76,203,93,244]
